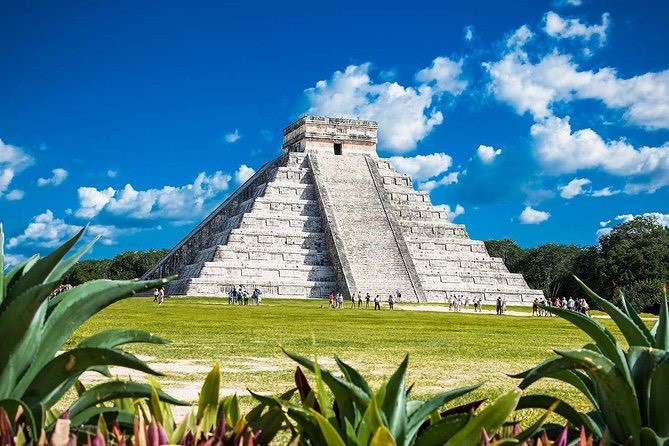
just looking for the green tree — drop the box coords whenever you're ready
[62,259,111,285]
[107,249,169,280]
[484,238,526,273]
[595,216,669,312]
[516,243,582,300]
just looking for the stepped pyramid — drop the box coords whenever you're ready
[143,116,543,304]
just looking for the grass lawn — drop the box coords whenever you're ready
[68,296,629,420]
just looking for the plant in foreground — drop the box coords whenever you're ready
[248,349,558,446]
[513,277,669,445]
[0,224,184,440]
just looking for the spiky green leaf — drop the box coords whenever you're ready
[196,363,220,421]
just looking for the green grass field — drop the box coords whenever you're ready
[69,297,627,418]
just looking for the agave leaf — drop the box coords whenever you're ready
[77,329,169,349]
[312,355,335,423]
[620,292,655,346]
[44,235,99,286]
[294,366,315,407]
[0,293,49,398]
[68,381,187,420]
[627,347,667,428]
[447,388,521,445]
[169,411,191,445]
[281,404,332,446]
[414,413,471,446]
[21,347,163,409]
[0,224,4,305]
[574,276,653,347]
[335,355,373,397]
[308,406,346,446]
[638,427,668,446]
[2,255,38,307]
[555,348,642,444]
[224,394,241,427]
[4,227,86,309]
[405,383,482,444]
[356,394,385,446]
[382,354,408,441]
[370,425,397,446]
[648,360,669,436]
[538,303,630,382]
[196,363,220,421]
[148,386,164,426]
[21,277,172,393]
[250,406,287,444]
[655,289,669,350]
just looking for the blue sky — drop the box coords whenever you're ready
[1,0,668,265]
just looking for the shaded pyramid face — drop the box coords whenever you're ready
[143,117,543,304]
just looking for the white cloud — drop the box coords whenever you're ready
[596,227,612,238]
[37,167,68,187]
[506,25,534,49]
[592,187,620,197]
[5,190,24,200]
[415,57,468,95]
[476,145,502,164]
[519,206,551,224]
[559,177,591,198]
[599,220,611,227]
[485,50,669,129]
[6,209,125,249]
[389,152,453,181]
[544,11,610,44]
[418,172,460,192]
[0,139,33,197]
[75,171,232,221]
[531,116,669,192]
[434,204,465,221]
[3,253,26,269]
[615,212,669,227]
[464,26,474,42]
[235,164,255,184]
[107,169,118,178]
[224,129,241,143]
[306,61,466,153]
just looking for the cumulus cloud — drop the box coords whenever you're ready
[485,50,669,129]
[531,116,669,192]
[389,152,453,181]
[306,60,466,153]
[506,25,534,49]
[559,177,591,198]
[5,190,24,200]
[544,11,610,44]
[224,129,241,143]
[0,139,33,197]
[477,145,502,164]
[75,171,232,221]
[7,209,125,250]
[235,164,255,184]
[37,168,68,186]
[434,204,465,221]
[415,57,468,95]
[464,26,474,42]
[418,172,460,192]
[592,187,620,197]
[519,206,551,224]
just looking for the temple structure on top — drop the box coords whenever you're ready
[142,116,543,304]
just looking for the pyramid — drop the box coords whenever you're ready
[143,116,543,304]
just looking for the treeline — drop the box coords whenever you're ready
[485,216,669,313]
[62,249,169,284]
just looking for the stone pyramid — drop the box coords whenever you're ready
[143,116,543,304]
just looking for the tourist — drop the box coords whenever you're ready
[337,293,344,309]
[396,290,402,301]
[365,293,371,309]
[357,291,363,308]
[496,296,502,315]
[158,287,165,305]
[153,288,160,303]
[350,293,356,309]
[473,297,479,313]
[328,292,334,308]
[388,294,394,310]
[374,294,381,310]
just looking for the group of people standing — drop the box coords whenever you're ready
[532,296,590,316]
[228,285,263,305]
[152,287,166,304]
[328,290,401,310]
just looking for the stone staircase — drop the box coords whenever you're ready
[308,152,416,300]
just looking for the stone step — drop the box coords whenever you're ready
[239,214,323,232]
[182,277,338,298]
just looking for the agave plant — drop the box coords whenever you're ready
[247,349,555,446]
[0,224,184,440]
[512,277,669,445]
